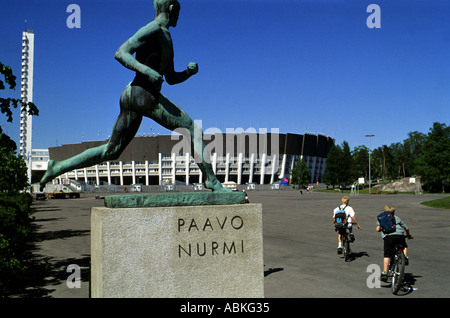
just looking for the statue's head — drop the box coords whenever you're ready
[154,0,180,27]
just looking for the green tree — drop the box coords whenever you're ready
[1,61,39,192]
[323,144,341,187]
[389,142,408,178]
[0,125,29,193]
[0,61,39,294]
[291,157,311,188]
[381,145,396,180]
[415,122,450,193]
[0,146,29,193]
[359,143,402,181]
[340,141,353,186]
[403,131,426,176]
[1,62,38,123]
[351,145,369,180]
[371,146,384,180]
[323,141,353,188]
[0,192,33,294]
[328,123,446,193]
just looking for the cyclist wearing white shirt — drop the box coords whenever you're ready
[333,196,361,254]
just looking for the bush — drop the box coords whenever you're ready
[0,192,33,292]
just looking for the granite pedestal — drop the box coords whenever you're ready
[91,192,264,298]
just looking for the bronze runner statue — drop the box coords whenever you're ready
[40,0,229,192]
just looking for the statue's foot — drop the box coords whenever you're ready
[205,178,233,193]
[39,160,57,191]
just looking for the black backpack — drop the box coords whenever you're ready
[377,211,396,234]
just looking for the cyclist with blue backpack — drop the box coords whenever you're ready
[376,204,412,281]
[333,196,361,254]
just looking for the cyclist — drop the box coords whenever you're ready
[376,204,412,281]
[333,195,361,254]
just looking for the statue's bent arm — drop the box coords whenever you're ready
[114,22,163,85]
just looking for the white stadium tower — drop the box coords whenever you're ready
[20,29,34,183]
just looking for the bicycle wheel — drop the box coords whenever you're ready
[391,252,405,294]
[343,236,351,262]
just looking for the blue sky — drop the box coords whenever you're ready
[1,0,449,151]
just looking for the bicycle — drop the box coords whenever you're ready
[338,227,353,262]
[388,236,413,294]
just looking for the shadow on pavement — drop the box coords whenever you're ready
[3,223,90,298]
[264,267,284,277]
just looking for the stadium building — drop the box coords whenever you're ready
[40,132,334,188]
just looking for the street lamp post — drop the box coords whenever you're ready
[365,134,374,194]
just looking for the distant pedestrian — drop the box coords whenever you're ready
[242,190,249,203]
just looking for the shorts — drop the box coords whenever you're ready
[383,235,407,258]
[337,227,347,235]
[336,223,352,234]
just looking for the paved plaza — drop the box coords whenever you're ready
[19,189,450,298]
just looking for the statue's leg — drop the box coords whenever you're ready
[40,85,142,190]
[151,93,230,192]
[40,144,108,190]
